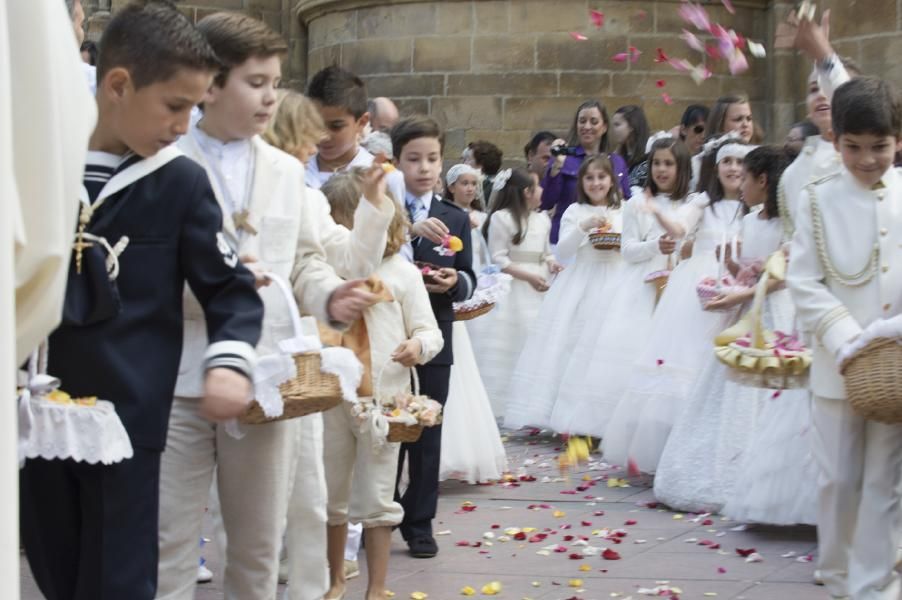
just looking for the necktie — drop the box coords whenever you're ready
[406,194,428,225]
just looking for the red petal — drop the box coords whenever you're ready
[570,32,589,41]
[736,547,757,557]
[594,511,606,516]
[568,553,584,560]
[656,79,666,88]
[654,48,670,63]
[612,52,629,63]
[491,524,500,529]
[581,521,593,527]
[656,358,665,366]
[624,519,638,526]
[590,9,605,28]
[514,532,527,540]
[702,519,714,526]
[628,457,642,477]
[662,93,674,105]
[718,567,727,574]
[602,549,622,560]
[563,535,575,541]
[456,541,470,546]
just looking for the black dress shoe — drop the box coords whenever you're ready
[408,535,438,558]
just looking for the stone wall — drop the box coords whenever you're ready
[298,0,772,164]
[83,0,902,166]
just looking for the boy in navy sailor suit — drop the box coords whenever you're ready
[18,3,264,599]
[391,116,475,558]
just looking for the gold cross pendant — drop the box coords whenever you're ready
[73,225,94,274]
[233,210,257,235]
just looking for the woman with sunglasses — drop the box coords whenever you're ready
[679,105,710,156]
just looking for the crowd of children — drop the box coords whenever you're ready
[15,2,902,600]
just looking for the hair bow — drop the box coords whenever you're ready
[702,130,742,156]
[645,131,675,154]
[492,168,513,192]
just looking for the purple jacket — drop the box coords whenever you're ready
[540,149,631,244]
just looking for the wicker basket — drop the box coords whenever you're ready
[842,337,902,424]
[388,421,424,443]
[590,231,621,250]
[454,302,495,321]
[239,274,344,425]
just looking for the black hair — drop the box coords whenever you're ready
[306,65,368,120]
[470,140,503,176]
[80,40,98,66]
[524,130,557,160]
[647,138,692,200]
[482,169,535,245]
[789,120,820,139]
[743,146,791,220]
[96,0,221,90]
[389,115,445,160]
[566,100,611,153]
[680,104,710,129]
[832,76,902,139]
[613,105,651,169]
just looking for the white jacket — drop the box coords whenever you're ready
[788,167,902,399]
[174,135,391,397]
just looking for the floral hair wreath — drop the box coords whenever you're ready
[492,168,513,192]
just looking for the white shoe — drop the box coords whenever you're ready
[197,564,213,584]
[813,570,824,586]
[344,559,360,580]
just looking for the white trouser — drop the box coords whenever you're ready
[812,395,902,600]
[282,413,329,600]
[156,396,295,600]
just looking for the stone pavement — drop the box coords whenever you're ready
[21,428,827,599]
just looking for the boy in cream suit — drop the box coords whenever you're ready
[156,13,393,600]
[788,76,902,600]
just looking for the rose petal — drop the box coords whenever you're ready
[736,547,757,557]
[656,79,666,88]
[612,52,629,63]
[654,47,670,63]
[570,32,588,41]
[722,0,736,13]
[602,548,621,560]
[624,519,638,526]
[662,93,674,105]
[590,9,604,28]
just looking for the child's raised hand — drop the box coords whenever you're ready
[200,367,252,421]
[361,162,389,208]
[391,339,423,367]
[411,217,449,244]
[658,235,677,255]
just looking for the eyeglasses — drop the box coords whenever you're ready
[693,124,705,135]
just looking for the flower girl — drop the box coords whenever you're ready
[719,147,818,525]
[653,146,801,514]
[601,136,749,473]
[504,154,625,433]
[440,164,507,483]
[553,138,693,436]
[319,169,444,600]
[472,169,562,418]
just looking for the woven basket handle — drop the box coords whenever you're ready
[262,271,305,341]
[26,341,49,382]
[472,226,493,273]
[372,362,420,410]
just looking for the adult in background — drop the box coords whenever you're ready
[470,140,504,207]
[541,99,630,248]
[611,104,651,187]
[678,104,710,156]
[524,130,557,176]
[783,120,819,159]
[368,96,399,132]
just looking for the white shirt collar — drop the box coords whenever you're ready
[306,146,374,189]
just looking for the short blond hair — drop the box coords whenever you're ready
[262,89,326,159]
[321,168,408,258]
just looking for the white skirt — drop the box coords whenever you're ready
[601,249,739,473]
[551,259,657,436]
[471,262,549,419]
[440,322,507,483]
[504,250,623,433]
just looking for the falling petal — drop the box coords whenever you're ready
[570,32,589,41]
[678,1,711,31]
[728,49,749,75]
[629,46,643,62]
[612,52,629,63]
[590,9,605,28]
[748,40,766,58]
[654,48,670,63]
[721,0,736,13]
[681,30,706,52]
[636,9,648,19]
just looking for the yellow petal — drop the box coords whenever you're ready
[411,593,428,600]
[569,579,584,587]
[673,514,684,520]
[481,581,503,595]
[553,510,566,518]
[385,592,395,598]
[461,586,476,596]
[521,527,537,533]
[531,581,542,587]
[582,474,592,481]
[579,564,592,571]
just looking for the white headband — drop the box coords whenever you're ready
[645,131,675,154]
[716,143,756,164]
[446,164,480,187]
[492,169,513,192]
[702,130,743,156]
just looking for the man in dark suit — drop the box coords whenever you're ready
[390,116,475,558]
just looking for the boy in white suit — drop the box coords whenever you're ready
[788,76,902,600]
[155,12,393,600]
